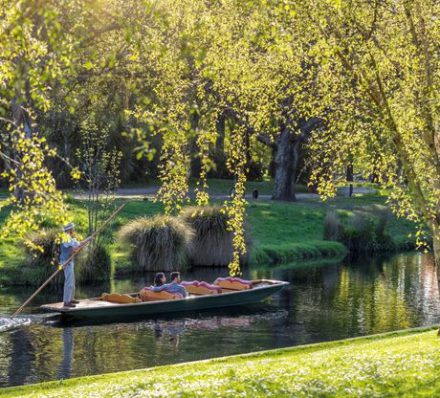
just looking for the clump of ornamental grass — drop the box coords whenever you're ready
[23,228,64,285]
[323,208,393,253]
[323,210,341,241]
[77,241,111,283]
[118,215,193,272]
[179,206,250,266]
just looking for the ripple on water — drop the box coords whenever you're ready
[0,316,33,332]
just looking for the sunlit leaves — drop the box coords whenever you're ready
[0,129,67,241]
[288,0,440,253]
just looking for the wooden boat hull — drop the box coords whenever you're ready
[41,280,289,321]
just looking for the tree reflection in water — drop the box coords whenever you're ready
[1,253,440,388]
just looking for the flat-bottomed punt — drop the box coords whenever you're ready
[41,279,289,321]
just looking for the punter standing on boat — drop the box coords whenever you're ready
[61,222,91,308]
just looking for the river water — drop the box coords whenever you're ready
[0,252,439,388]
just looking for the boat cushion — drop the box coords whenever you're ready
[181,281,222,295]
[101,293,141,304]
[139,288,182,301]
[214,277,253,290]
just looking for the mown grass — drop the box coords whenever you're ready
[1,326,439,398]
[248,195,416,265]
[0,190,417,285]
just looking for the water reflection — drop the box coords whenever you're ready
[0,252,439,388]
[58,328,74,379]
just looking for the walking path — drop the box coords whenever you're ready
[72,186,374,201]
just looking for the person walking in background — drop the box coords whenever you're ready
[61,222,90,308]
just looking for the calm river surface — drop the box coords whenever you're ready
[1,252,439,388]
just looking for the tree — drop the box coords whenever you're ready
[289,0,440,264]
[0,0,80,243]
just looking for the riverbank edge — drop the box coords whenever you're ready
[0,240,349,286]
[0,195,417,286]
[1,325,438,397]
[0,237,415,287]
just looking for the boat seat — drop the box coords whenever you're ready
[139,288,183,301]
[101,293,141,304]
[214,277,253,290]
[181,280,222,295]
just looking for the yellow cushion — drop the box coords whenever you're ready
[139,289,180,301]
[215,279,252,290]
[101,293,141,304]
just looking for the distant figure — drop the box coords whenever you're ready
[60,222,90,308]
[153,272,166,287]
[152,271,188,297]
[252,189,259,199]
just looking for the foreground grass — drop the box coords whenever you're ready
[2,327,440,397]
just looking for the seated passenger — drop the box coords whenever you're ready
[153,272,166,287]
[151,271,188,298]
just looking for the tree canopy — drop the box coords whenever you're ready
[1,0,439,272]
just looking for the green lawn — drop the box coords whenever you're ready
[0,188,417,285]
[2,326,439,397]
[248,195,416,265]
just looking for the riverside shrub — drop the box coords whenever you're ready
[324,209,393,253]
[180,206,250,266]
[118,215,193,272]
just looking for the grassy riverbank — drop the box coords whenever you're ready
[1,326,439,397]
[0,191,416,285]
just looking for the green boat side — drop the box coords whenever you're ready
[40,279,289,320]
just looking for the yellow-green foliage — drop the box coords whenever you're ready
[118,215,194,272]
[24,228,60,266]
[2,327,440,397]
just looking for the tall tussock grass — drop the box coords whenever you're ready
[25,229,112,285]
[77,241,111,283]
[118,215,193,271]
[180,206,250,266]
[323,208,393,253]
[24,228,64,285]
[323,211,341,241]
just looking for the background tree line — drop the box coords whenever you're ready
[1,0,439,271]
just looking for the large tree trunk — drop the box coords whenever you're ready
[255,117,322,202]
[272,128,300,201]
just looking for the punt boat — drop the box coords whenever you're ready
[41,279,289,321]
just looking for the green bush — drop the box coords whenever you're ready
[77,241,112,283]
[323,209,394,253]
[179,206,251,266]
[323,210,341,241]
[118,215,193,272]
[23,229,63,285]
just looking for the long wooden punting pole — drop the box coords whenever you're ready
[11,203,126,318]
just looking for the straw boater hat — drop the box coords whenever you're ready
[63,222,75,232]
